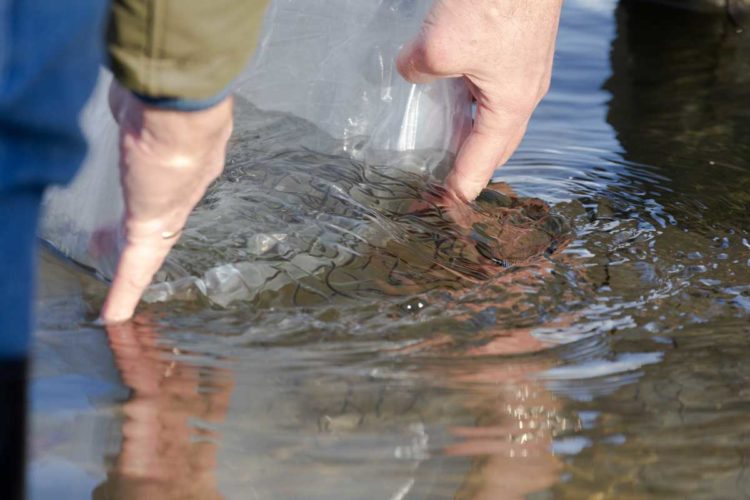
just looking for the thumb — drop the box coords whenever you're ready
[396,38,442,85]
[444,104,529,201]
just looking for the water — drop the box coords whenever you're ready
[30,1,750,498]
[144,103,570,309]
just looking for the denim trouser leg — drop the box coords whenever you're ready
[0,0,108,343]
[1,1,109,496]
[0,189,42,500]
[0,189,43,357]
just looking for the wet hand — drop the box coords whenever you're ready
[397,0,563,200]
[100,83,233,323]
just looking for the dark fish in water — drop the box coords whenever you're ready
[146,111,572,308]
[43,97,572,309]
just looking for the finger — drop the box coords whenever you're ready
[445,106,529,201]
[99,236,175,323]
[396,38,441,85]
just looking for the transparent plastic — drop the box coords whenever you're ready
[41,0,473,300]
[235,0,472,157]
[41,72,123,279]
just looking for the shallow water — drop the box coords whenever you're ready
[30,1,750,498]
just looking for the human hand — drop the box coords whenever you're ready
[397,0,563,201]
[99,83,233,323]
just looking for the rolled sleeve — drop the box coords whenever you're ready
[107,0,270,102]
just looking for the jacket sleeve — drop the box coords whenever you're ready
[107,0,270,101]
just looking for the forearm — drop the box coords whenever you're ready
[101,1,271,321]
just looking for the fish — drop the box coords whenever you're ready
[144,101,572,308]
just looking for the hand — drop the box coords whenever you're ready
[397,0,562,200]
[100,82,233,323]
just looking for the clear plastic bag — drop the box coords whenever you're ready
[41,0,472,302]
[41,71,123,279]
[235,0,471,157]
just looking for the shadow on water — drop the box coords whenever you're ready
[29,0,750,498]
[554,1,750,498]
[607,0,750,227]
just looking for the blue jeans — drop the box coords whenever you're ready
[1,2,108,497]
[1,0,109,356]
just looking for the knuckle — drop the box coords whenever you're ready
[538,76,552,99]
[414,34,453,75]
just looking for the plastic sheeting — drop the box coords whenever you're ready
[41,0,472,292]
[235,0,471,156]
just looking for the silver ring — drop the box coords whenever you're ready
[161,229,183,240]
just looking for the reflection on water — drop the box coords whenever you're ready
[86,314,572,500]
[92,320,232,499]
[30,0,750,498]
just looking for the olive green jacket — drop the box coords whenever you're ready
[106,0,748,101]
[107,0,269,100]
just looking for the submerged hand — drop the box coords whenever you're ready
[100,83,233,323]
[397,0,563,200]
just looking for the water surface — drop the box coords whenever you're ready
[31,1,750,498]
